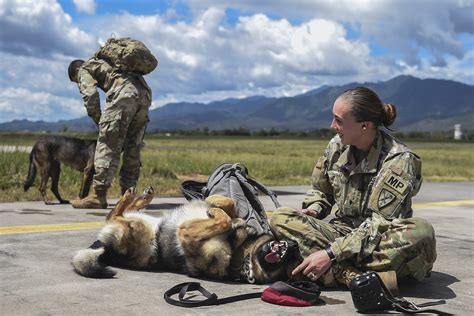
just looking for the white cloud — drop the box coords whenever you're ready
[73,0,96,15]
[0,0,472,123]
[0,87,83,122]
[0,0,97,58]
[401,50,474,84]
[0,52,75,94]
[235,15,371,75]
[186,0,474,67]
[85,8,377,100]
[0,50,88,123]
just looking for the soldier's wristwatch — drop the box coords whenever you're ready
[324,245,337,263]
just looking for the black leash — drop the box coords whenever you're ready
[164,282,262,308]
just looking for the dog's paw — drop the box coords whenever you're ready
[245,225,258,236]
[231,218,245,230]
[206,207,217,218]
[232,220,251,248]
[143,187,154,196]
[123,187,136,199]
[205,195,235,217]
[134,187,154,210]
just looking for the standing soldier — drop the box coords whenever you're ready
[269,87,436,292]
[68,39,155,209]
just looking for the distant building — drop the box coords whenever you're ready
[454,124,463,140]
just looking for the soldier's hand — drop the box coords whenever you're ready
[92,116,101,127]
[300,208,320,218]
[291,250,332,281]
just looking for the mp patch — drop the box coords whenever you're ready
[378,189,396,209]
[384,174,408,194]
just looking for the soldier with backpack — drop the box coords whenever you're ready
[68,37,157,209]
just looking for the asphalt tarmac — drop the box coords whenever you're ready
[0,182,473,315]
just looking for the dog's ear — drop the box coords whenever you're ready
[106,187,137,221]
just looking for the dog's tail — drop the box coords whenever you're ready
[23,149,37,192]
[72,241,116,278]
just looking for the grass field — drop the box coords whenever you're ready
[0,134,472,202]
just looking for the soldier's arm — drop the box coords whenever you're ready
[78,67,101,126]
[302,147,335,219]
[327,152,423,263]
[367,152,422,219]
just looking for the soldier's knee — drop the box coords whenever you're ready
[412,217,433,230]
[411,217,436,242]
[408,217,437,265]
[269,207,298,228]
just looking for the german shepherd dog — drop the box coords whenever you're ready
[24,135,96,204]
[72,187,295,283]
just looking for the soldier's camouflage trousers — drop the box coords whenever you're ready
[93,89,150,191]
[269,207,437,286]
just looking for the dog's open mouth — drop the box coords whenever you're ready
[263,240,294,264]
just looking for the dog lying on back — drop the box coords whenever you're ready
[24,135,96,204]
[72,187,293,283]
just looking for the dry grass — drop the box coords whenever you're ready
[0,135,472,202]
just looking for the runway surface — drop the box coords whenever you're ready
[1,182,472,315]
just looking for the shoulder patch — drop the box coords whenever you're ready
[384,174,408,194]
[391,164,403,176]
[378,189,396,209]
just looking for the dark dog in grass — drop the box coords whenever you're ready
[24,135,96,204]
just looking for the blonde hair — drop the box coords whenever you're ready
[338,86,397,128]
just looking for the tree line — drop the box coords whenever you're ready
[150,127,474,141]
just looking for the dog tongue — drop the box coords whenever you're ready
[264,252,280,264]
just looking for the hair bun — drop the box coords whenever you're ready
[381,103,397,127]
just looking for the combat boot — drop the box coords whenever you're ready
[71,187,108,209]
[334,264,399,296]
[334,263,362,288]
[376,270,399,297]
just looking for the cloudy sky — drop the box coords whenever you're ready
[0,0,473,123]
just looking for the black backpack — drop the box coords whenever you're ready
[181,163,281,236]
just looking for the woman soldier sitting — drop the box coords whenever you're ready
[269,87,437,292]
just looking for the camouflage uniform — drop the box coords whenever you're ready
[270,130,437,286]
[78,58,152,191]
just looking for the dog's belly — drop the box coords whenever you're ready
[122,200,233,278]
[133,200,211,273]
[172,200,210,225]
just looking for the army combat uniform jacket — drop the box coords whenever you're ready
[270,130,437,284]
[78,58,151,126]
[77,58,152,191]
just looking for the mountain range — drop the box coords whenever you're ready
[1,75,473,133]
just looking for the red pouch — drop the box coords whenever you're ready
[261,281,321,307]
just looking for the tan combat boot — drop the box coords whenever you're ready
[377,270,399,297]
[334,264,399,296]
[334,263,362,287]
[71,187,108,209]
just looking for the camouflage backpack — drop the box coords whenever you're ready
[95,37,158,75]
